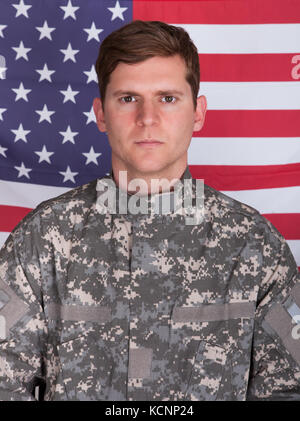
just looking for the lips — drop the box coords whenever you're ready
[135,139,163,145]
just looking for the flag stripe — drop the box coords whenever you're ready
[0,205,32,232]
[0,233,9,247]
[175,24,300,54]
[189,138,300,166]
[287,240,300,266]
[0,180,69,209]
[3,172,300,213]
[133,0,300,24]
[4,210,299,240]
[190,163,300,191]
[264,214,300,240]
[220,186,300,214]
[199,82,300,110]
[198,110,300,137]
[199,54,300,82]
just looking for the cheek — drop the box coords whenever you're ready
[107,111,132,134]
[169,112,194,137]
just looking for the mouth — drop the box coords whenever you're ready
[135,139,163,147]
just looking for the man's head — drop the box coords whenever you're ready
[93,20,207,184]
[95,20,201,113]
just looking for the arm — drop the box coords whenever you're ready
[0,222,48,401]
[247,231,300,400]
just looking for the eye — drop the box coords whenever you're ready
[162,96,176,104]
[120,96,136,103]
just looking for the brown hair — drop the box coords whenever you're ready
[95,20,200,111]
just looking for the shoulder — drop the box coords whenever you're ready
[204,183,284,249]
[8,178,99,239]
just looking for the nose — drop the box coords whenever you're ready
[136,99,159,127]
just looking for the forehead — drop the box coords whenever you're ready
[107,55,189,91]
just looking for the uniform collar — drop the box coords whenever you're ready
[96,166,204,225]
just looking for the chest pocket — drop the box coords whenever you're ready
[48,303,115,401]
[171,301,256,401]
[56,332,114,401]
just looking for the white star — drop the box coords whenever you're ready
[12,40,31,61]
[82,146,102,165]
[36,63,55,82]
[36,20,56,41]
[0,65,7,80]
[59,125,78,144]
[35,145,54,164]
[12,82,31,102]
[83,106,96,125]
[108,0,128,21]
[35,104,55,123]
[0,108,7,121]
[60,0,79,20]
[83,22,103,42]
[12,0,32,18]
[83,65,97,84]
[60,42,79,63]
[59,166,78,183]
[15,162,32,179]
[0,25,7,38]
[11,123,30,143]
[0,145,8,158]
[60,84,79,104]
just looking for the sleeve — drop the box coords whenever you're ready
[0,218,48,401]
[247,221,300,400]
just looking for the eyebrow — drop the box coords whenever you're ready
[112,89,185,98]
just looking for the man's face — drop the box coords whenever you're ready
[93,54,206,179]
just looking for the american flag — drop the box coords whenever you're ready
[0,0,299,270]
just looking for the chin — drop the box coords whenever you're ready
[134,162,165,175]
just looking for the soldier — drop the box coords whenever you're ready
[1,20,300,401]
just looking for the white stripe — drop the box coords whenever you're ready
[287,240,300,266]
[221,186,300,214]
[176,24,300,54]
[198,82,300,110]
[0,180,70,209]
[0,232,10,249]
[188,137,300,166]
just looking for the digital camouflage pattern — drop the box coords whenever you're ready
[0,166,300,401]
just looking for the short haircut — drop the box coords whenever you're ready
[95,20,200,111]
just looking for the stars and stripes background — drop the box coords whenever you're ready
[0,0,299,271]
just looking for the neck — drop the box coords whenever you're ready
[111,164,187,196]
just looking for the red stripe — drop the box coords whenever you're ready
[263,213,300,240]
[0,205,32,232]
[1,207,299,240]
[196,110,300,138]
[133,0,300,24]
[190,163,300,191]
[200,54,300,82]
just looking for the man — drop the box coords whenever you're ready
[0,20,300,401]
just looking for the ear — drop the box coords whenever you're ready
[93,97,107,132]
[193,95,207,132]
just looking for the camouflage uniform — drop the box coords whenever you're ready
[0,166,300,401]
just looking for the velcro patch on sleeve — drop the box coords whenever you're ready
[264,282,300,367]
[0,279,29,340]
